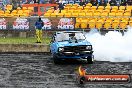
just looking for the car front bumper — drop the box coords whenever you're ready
[56,51,93,59]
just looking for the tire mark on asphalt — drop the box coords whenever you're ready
[0,54,131,88]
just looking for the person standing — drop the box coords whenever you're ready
[33,0,40,3]
[12,0,17,9]
[99,0,107,6]
[120,0,128,6]
[35,17,44,43]
[79,0,86,6]
[58,0,64,11]
[109,0,117,6]
[90,0,98,6]
[127,0,132,5]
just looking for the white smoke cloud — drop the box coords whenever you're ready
[85,27,132,62]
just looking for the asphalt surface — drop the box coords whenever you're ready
[0,54,131,88]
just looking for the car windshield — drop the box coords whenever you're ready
[55,32,86,42]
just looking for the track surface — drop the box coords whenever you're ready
[0,54,131,88]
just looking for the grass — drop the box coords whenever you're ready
[0,37,51,44]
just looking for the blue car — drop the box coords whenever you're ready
[50,31,94,64]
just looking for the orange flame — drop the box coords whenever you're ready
[78,66,86,76]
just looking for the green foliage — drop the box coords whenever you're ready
[0,37,51,44]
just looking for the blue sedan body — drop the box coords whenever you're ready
[50,31,94,60]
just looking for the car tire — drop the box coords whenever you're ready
[87,56,93,64]
[53,58,60,64]
[79,76,86,84]
[53,54,60,64]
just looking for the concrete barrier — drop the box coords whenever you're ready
[0,44,50,53]
[0,30,55,38]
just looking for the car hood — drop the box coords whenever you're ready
[56,40,91,47]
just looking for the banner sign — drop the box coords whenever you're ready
[0,17,75,30]
[58,18,74,30]
[13,18,29,30]
[41,18,52,30]
[0,18,7,29]
[35,17,75,30]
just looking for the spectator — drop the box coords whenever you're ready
[90,0,98,6]
[12,0,18,10]
[116,0,120,6]
[50,0,56,4]
[26,0,33,4]
[33,0,39,3]
[127,0,132,5]
[79,0,86,6]
[30,0,34,4]
[0,0,3,10]
[17,0,23,7]
[121,0,132,6]
[59,0,66,5]
[39,0,45,4]
[2,0,6,5]
[54,6,57,10]
[85,0,91,4]
[58,0,64,10]
[109,0,117,6]
[22,0,26,4]
[99,0,107,6]
[1,3,6,11]
[120,0,127,6]
[35,17,44,43]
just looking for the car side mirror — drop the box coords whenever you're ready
[50,40,54,43]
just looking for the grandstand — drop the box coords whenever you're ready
[0,1,132,30]
[0,4,33,17]
[44,3,132,30]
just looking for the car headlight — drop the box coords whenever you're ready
[58,47,64,52]
[86,46,92,50]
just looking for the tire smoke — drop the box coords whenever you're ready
[85,27,132,62]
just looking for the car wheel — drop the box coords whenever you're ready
[53,54,60,64]
[53,58,60,64]
[87,56,93,64]
[79,76,85,84]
